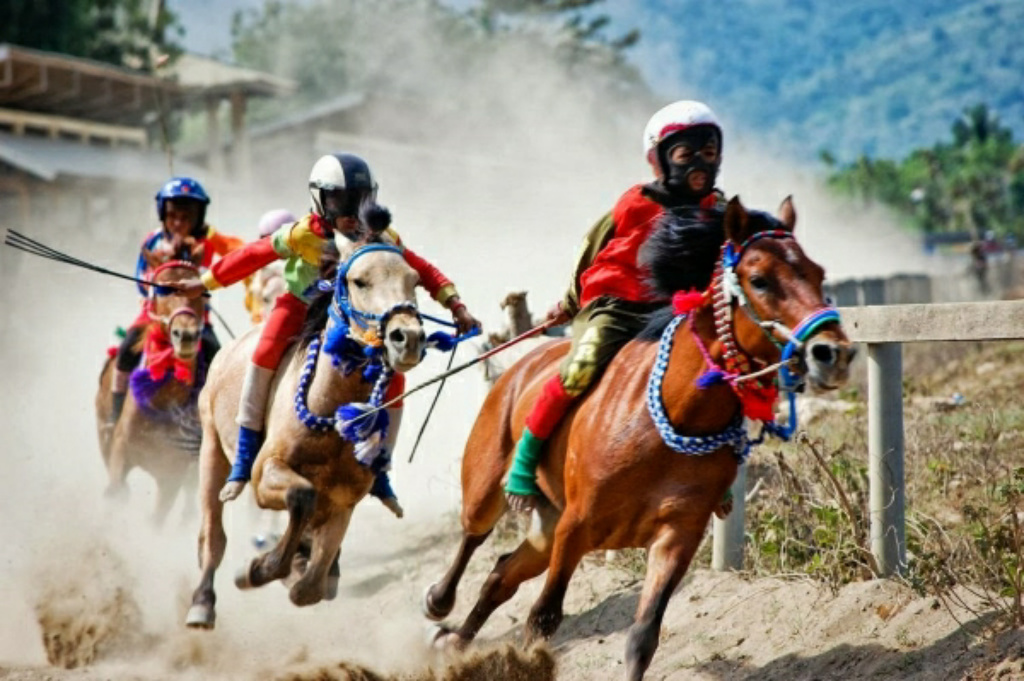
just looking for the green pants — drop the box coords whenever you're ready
[558,296,662,397]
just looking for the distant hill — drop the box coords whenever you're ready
[612,0,1024,161]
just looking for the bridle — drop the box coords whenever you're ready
[327,243,419,349]
[146,260,205,332]
[712,229,840,392]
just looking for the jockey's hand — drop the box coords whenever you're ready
[451,304,481,336]
[176,278,208,299]
[219,480,246,502]
[545,301,572,326]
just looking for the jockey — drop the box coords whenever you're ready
[108,177,244,428]
[244,209,294,324]
[178,153,480,516]
[504,100,728,512]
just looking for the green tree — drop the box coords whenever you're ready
[0,0,182,69]
[826,105,1024,241]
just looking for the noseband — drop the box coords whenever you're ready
[328,243,419,348]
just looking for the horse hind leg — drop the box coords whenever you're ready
[436,501,560,648]
[236,457,316,590]
[185,428,231,629]
[623,527,702,681]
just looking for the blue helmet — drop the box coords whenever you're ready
[155,177,210,234]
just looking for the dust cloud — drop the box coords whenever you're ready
[0,2,935,678]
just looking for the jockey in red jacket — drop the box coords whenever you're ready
[504,100,728,512]
[179,153,480,517]
[107,177,244,429]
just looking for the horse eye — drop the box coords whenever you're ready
[749,274,770,292]
[352,278,368,289]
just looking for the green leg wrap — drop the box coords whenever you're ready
[505,428,545,497]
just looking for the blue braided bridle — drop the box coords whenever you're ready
[647,229,842,459]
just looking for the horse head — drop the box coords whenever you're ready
[148,261,206,362]
[333,236,425,373]
[721,196,856,391]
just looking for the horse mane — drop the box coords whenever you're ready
[636,207,784,341]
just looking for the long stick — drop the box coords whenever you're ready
[407,344,457,463]
[354,319,559,425]
[5,230,175,291]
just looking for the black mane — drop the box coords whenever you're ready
[636,207,785,341]
[636,208,725,340]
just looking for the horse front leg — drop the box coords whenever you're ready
[103,419,133,500]
[236,457,316,590]
[524,508,589,642]
[623,525,701,681]
[288,506,352,607]
[185,428,230,629]
[436,502,561,649]
[423,530,491,621]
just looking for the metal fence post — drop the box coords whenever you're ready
[867,342,906,576]
[712,462,746,571]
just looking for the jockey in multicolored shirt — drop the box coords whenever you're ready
[504,100,729,513]
[178,153,480,517]
[108,177,244,429]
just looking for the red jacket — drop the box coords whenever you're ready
[563,185,723,314]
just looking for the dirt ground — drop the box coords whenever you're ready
[2,506,1023,681]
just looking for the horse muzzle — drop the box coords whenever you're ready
[385,323,426,373]
[804,336,857,392]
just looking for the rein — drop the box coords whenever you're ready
[648,229,841,458]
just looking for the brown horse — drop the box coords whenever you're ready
[185,235,427,629]
[95,261,207,525]
[423,197,857,680]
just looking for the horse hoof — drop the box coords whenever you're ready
[324,574,339,601]
[184,603,215,629]
[428,624,466,652]
[421,584,450,622]
[234,564,255,590]
[289,581,323,607]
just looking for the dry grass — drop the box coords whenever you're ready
[729,340,1024,631]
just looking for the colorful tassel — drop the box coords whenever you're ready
[335,402,390,444]
[696,369,727,388]
[672,289,706,316]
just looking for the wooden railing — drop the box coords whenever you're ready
[712,300,1024,576]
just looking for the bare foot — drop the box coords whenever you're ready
[505,492,537,514]
[714,490,734,519]
[219,480,246,502]
[382,497,404,519]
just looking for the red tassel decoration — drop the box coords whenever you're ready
[672,289,707,316]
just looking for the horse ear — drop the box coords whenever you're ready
[724,196,751,244]
[778,195,797,231]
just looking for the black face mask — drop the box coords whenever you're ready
[660,127,720,203]
[323,188,373,223]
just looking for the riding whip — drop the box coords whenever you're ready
[407,343,457,463]
[350,318,560,427]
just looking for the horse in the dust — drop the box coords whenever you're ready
[423,198,857,680]
[95,260,207,525]
[185,234,427,629]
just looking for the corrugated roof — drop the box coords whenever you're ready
[0,131,203,182]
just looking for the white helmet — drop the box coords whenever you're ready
[643,100,722,166]
[308,153,378,221]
